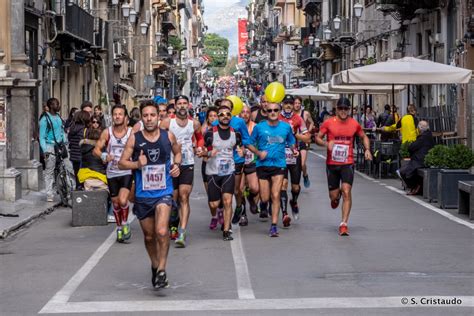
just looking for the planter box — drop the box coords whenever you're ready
[418,168,441,202]
[437,169,474,209]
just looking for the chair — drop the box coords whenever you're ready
[378,142,400,179]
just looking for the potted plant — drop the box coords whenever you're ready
[434,144,474,209]
[421,145,449,202]
[399,141,413,169]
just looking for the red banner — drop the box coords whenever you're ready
[238,18,248,63]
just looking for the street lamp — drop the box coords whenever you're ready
[111,0,119,5]
[129,9,137,23]
[333,16,341,31]
[167,46,174,56]
[140,23,148,35]
[308,35,314,46]
[323,27,332,41]
[155,32,162,44]
[354,2,364,18]
[122,3,131,18]
[314,37,321,48]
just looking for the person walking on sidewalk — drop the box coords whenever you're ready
[39,98,75,202]
[94,104,134,243]
[118,100,181,289]
[315,97,372,236]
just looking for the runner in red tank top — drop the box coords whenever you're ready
[316,97,372,236]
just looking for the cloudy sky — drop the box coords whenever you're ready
[202,0,248,57]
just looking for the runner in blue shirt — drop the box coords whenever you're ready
[247,102,298,237]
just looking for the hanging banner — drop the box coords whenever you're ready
[0,98,6,145]
[238,18,248,63]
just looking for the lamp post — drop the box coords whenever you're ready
[140,23,148,35]
[308,34,314,46]
[121,3,131,18]
[333,16,341,31]
[111,0,119,5]
[354,2,364,18]
[155,32,162,44]
[323,27,332,41]
[314,37,321,48]
[129,9,137,23]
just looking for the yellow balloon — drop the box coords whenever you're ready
[226,95,244,116]
[265,82,286,103]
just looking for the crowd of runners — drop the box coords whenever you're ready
[90,93,373,289]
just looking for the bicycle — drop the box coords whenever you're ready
[53,152,75,207]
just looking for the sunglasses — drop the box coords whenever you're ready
[267,109,280,113]
[218,112,231,117]
[336,107,349,111]
[92,120,99,124]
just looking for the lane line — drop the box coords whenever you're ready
[230,227,255,299]
[308,150,474,230]
[39,296,474,313]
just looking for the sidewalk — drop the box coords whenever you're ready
[0,190,59,238]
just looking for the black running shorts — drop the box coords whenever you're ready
[234,163,244,176]
[256,166,286,181]
[207,174,235,202]
[243,162,257,175]
[107,175,133,198]
[201,160,208,183]
[172,164,194,188]
[133,195,173,221]
[326,164,354,191]
[284,155,302,185]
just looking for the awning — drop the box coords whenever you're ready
[118,83,137,98]
[286,86,339,100]
[319,81,406,94]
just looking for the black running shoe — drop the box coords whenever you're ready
[223,231,234,241]
[232,206,243,224]
[239,215,248,226]
[151,266,158,288]
[259,208,269,221]
[155,270,169,289]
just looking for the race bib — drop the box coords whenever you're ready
[142,164,166,191]
[109,145,124,170]
[244,149,255,165]
[331,144,349,163]
[217,158,233,176]
[285,147,297,165]
[181,142,194,165]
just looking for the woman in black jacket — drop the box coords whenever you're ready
[68,110,90,189]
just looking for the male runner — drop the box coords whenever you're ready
[315,97,372,236]
[247,102,297,237]
[278,96,311,225]
[293,96,315,188]
[118,100,181,288]
[94,104,133,242]
[162,95,203,248]
[201,106,243,240]
[251,94,268,123]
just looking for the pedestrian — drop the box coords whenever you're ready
[94,105,107,128]
[68,110,90,190]
[293,96,315,188]
[315,97,372,236]
[379,104,418,143]
[94,104,134,243]
[118,99,182,289]
[247,102,297,237]
[64,107,78,133]
[39,98,75,202]
[81,101,94,117]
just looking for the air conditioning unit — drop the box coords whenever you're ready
[113,42,122,59]
[129,60,137,74]
[63,51,75,61]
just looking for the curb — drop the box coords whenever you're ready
[0,202,62,239]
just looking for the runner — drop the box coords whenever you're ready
[247,102,297,237]
[201,105,243,240]
[118,99,181,289]
[278,96,311,225]
[251,94,268,123]
[212,99,250,227]
[94,104,133,242]
[162,95,204,248]
[293,96,315,188]
[158,103,168,120]
[315,97,372,236]
[238,105,259,226]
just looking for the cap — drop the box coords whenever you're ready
[174,95,189,103]
[336,97,351,108]
[282,95,294,104]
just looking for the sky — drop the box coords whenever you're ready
[202,0,248,57]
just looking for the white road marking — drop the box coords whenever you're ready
[308,150,473,230]
[386,186,474,230]
[230,227,255,299]
[39,296,474,313]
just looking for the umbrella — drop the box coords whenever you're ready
[333,57,472,85]
[319,80,406,94]
[286,86,339,101]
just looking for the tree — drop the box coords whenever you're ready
[203,33,229,68]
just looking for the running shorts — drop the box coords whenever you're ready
[256,166,286,180]
[298,141,310,151]
[201,160,208,183]
[107,175,133,198]
[326,164,354,190]
[207,174,235,202]
[172,164,194,188]
[133,195,173,221]
[284,156,302,185]
[243,162,257,175]
[234,163,244,176]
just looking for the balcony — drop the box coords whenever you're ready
[272,24,289,43]
[299,46,320,67]
[55,3,94,44]
[376,0,440,19]
[302,0,322,15]
[161,12,177,32]
[92,19,108,50]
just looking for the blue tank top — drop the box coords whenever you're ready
[132,129,174,199]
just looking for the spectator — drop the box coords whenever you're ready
[377,104,392,127]
[380,104,418,143]
[68,110,90,190]
[77,125,107,191]
[361,105,376,129]
[64,107,78,133]
[94,105,106,128]
[81,101,93,117]
[319,106,329,123]
[397,121,434,195]
[128,106,140,127]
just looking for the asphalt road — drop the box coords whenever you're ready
[1,149,473,316]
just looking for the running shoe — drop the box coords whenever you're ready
[209,218,218,230]
[282,214,291,228]
[269,225,279,237]
[339,224,349,236]
[151,266,158,288]
[170,227,179,240]
[243,187,250,198]
[290,200,299,221]
[223,231,234,241]
[248,198,258,214]
[116,227,124,243]
[175,231,186,248]
[122,223,131,240]
[232,206,243,224]
[259,208,269,221]
[239,215,248,226]
[221,223,233,232]
[303,175,311,188]
[155,270,169,289]
[217,208,224,225]
[331,192,342,209]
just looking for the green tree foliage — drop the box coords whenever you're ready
[203,33,229,68]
